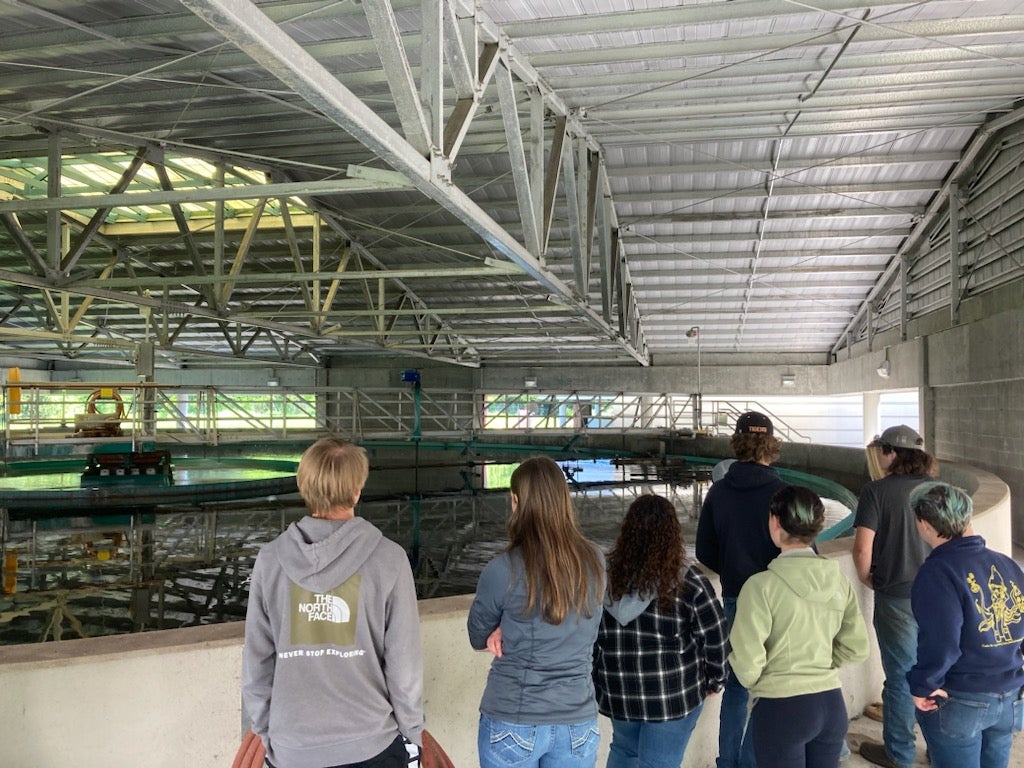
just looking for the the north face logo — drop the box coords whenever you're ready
[290,575,361,646]
[297,593,351,623]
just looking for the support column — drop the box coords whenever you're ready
[863,391,880,445]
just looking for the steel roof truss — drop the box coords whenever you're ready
[149,156,217,310]
[496,58,541,257]
[0,213,49,277]
[597,163,614,323]
[220,196,267,306]
[420,0,443,163]
[361,0,432,157]
[180,0,646,365]
[278,202,315,329]
[46,132,61,274]
[541,116,565,255]
[62,147,150,275]
[444,42,500,159]
[316,211,480,359]
[561,133,585,297]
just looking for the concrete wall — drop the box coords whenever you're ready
[0,465,1009,768]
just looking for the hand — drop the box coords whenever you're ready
[486,627,503,657]
[913,689,948,711]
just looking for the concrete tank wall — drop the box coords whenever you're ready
[0,463,1009,768]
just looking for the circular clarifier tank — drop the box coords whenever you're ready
[0,453,299,516]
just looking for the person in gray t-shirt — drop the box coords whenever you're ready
[853,425,938,768]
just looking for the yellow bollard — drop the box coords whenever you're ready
[3,551,17,594]
[7,366,21,415]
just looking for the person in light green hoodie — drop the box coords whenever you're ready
[728,485,869,768]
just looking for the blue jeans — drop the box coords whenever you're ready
[478,714,600,768]
[750,689,848,768]
[915,688,1024,768]
[872,593,918,768]
[718,597,756,768]
[606,704,703,768]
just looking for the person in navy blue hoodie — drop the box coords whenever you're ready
[696,411,786,768]
[908,481,1024,768]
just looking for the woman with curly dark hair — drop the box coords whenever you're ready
[593,494,728,768]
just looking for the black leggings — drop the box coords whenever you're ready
[750,688,848,768]
[267,735,410,768]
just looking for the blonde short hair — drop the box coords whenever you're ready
[296,438,369,515]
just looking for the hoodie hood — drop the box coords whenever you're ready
[603,591,653,625]
[273,515,384,593]
[767,549,846,607]
[721,461,781,491]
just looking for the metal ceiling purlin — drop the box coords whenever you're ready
[498,0,895,37]
[0,176,413,214]
[178,0,647,365]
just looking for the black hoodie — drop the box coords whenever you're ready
[696,461,786,598]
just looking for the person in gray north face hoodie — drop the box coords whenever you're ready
[243,438,424,768]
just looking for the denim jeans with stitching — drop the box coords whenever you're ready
[718,597,757,768]
[478,714,600,768]
[872,593,919,768]
[606,703,703,768]
[915,687,1024,768]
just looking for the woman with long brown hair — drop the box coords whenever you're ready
[468,456,606,768]
[594,494,728,768]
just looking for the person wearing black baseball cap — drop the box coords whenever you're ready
[853,425,939,768]
[696,411,786,768]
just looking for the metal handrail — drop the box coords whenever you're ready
[1,383,807,455]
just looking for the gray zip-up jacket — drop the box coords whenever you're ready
[467,548,605,724]
[243,516,424,768]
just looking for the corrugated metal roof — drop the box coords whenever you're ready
[0,0,1021,369]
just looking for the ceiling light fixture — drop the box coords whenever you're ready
[877,348,891,379]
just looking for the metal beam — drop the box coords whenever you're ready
[361,0,431,156]
[180,0,647,364]
[74,262,523,289]
[496,59,542,258]
[0,213,51,276]
[0,175,412,214]
[61,147,149,273]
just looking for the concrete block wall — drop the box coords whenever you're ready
[925,308,1024,542]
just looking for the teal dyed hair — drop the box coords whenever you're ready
[910,481,972,539]
[769,485,824,543]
